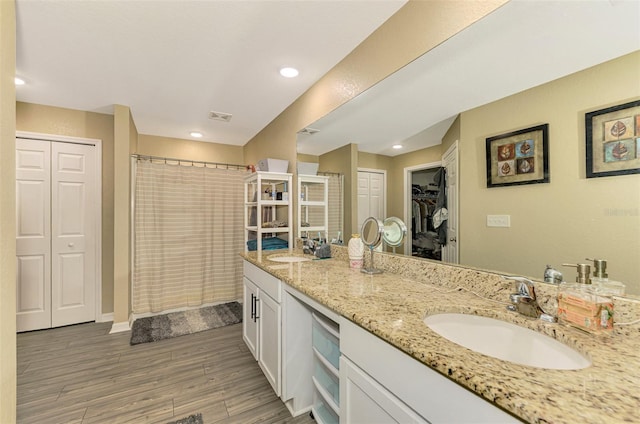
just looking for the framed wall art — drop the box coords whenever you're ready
[586,99,640,178]
[485,124,549,188]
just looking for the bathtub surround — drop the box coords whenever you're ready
[130,302,242,345]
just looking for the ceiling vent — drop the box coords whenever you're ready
[297,127,320,135]
[208,111,233,122]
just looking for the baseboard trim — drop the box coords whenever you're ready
[98,313,114,323]
[109,321,131,333]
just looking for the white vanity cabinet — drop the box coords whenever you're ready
[341,356,425,424]
[243,261,282,396]
[339,319,520,424]
[243,259,520,422]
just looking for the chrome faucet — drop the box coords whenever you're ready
[503,276,556,322]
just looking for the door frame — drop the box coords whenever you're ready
[402,161,442,256]
[441,141,459,264]
[16,131,103,322]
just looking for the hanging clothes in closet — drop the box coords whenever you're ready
[411,184,440,260]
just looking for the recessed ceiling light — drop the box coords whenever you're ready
[190,131,203,138]
[392,144,403,149]
[279,67,299,78]
[14,77,25,86]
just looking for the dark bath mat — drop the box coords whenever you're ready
[130,301,242,345]
[167,413,203,424]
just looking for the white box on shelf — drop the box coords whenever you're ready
[297,162,319,175]
[258,158,289,173]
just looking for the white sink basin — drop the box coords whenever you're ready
[424,313,591,370]
[268,255,311,263]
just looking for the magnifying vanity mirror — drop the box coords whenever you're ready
[383,217,407,253]
[361,217,384,275]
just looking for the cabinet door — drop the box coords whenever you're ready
[242,277,258,360]
[258,292,281,396]
[341,356,426,424]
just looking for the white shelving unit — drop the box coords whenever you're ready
[311,312,340,424]
[244,171,293,252]
[297,174,328,242]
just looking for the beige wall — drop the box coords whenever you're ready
[297,153,318,164]
[358,151,393,171]
[442,115,460,155]
[319,144,358,237]
[138,134,244,165]
[459,51,640,292]
[16,102,116,314]
[388,145,443,221]
[113,105,136,324]
[0,1,17,420]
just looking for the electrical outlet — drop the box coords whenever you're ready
[487,215,511,227]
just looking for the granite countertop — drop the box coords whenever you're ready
[241,248,640,424]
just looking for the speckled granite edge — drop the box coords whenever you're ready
[242,248,640,423]
[330,244,640,328]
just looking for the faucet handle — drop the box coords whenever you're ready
[501,275,536,298]
[544,265,563,284]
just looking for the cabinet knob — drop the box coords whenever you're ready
[449,237,456,242]
[68,242,75,248]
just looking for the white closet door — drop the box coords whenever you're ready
[51,142,96,327]
[357,170,385,232]
[16,139,52,332]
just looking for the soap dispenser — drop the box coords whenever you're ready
[558,262,614,332]
[561,263,591,284]
[585,257,626,295]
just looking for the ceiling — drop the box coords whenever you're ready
[14,0,406,146]
[296,0,640,157]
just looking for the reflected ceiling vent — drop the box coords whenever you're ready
[208,111,233,122]
[297,127,320,135]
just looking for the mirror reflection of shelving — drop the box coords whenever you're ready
[298,175,329,243]
[244,171,292,252]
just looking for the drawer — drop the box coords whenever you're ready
[244,261,281,302]
[312,386,339,424]
[312,312,340,370]
[314,349,339,406]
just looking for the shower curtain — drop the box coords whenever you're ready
[133,160,246,314]
[323,173,344,242]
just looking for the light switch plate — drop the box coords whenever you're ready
[487,215,511,227]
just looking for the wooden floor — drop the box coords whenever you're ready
[17,322,316,424]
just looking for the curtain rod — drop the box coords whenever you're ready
[131,154,247,170]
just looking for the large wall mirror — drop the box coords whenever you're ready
[296,1,640,295]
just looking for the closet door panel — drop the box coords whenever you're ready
[16,139,52,331]
[51,142,96,327]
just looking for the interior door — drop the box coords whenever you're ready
[16,139,52,332]
[442,143,459,264]
[51,141,96,327]
[357,170,385,232]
